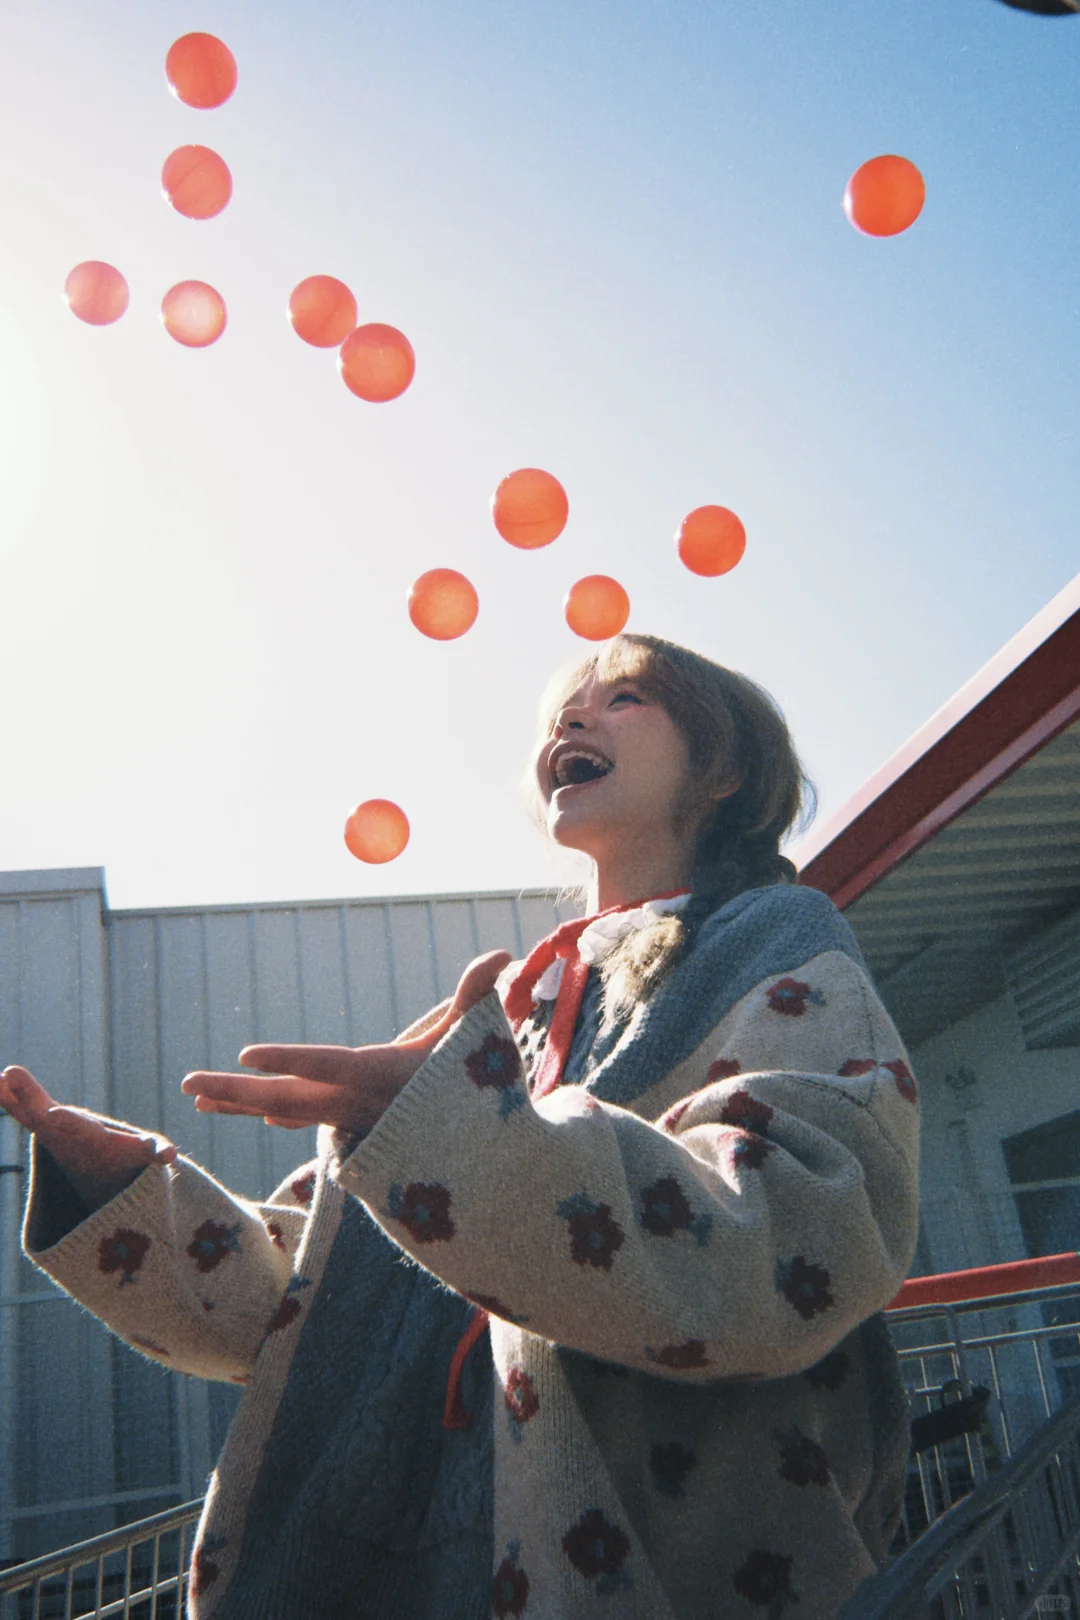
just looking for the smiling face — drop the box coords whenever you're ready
[533,672,703,904]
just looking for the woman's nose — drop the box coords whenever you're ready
[555,702,593,733]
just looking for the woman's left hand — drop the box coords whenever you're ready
[180,949,512,1135]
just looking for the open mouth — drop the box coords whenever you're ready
[552,748,614,789]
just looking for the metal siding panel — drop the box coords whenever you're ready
[202,911,268,1201]
[16,899,83,1103]
[15,1299,115,1542]
[517,894,565,954]
[76,891,107,1114]
[249,909,319,1192]
[429,899,480,1000]
[342,904,396,1045]
[296,908,351,1044]
[387,902,440,1032]
[108,916,162,1128]
[470,897,518,961]
[156,914,214,1169]
[110,1340,179,1496]
[251,909,305,1043]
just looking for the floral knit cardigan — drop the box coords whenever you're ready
[23,883,919,1620]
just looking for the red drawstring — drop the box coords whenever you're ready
[504,889,690,1099]
[442,1307,490,1430]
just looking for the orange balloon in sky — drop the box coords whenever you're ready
[166,34,238,109]
[344,800,410,864]
[161,281,227,347]
[844,156,925,238]
[338,324,415,402]
[64,261,129,325]
[408,569,479,640]
[677,506,747,577]
[162,146,233,220]
[492,468,569,549]
[288,276,358,348]
[564,575,630,641]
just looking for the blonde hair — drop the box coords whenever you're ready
[531,633,816,1008]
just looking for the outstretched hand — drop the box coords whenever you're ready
[0,1065,177,1211]
[180,949,512,1136]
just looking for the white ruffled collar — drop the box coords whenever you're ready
[531,892,690,1003]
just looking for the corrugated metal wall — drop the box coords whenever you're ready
[0,868,578,1562]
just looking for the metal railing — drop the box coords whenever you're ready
[2,1254,1078,1619]
[844,1252,1080,1618]
[0,1501,201,1620]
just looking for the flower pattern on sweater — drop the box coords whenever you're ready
[492,1541,530,1617]
[562,1509,633,1594]
[556,1191,625,1270]
[726,1130,776,1171]
[387,1180,456,1243]
[266,1274,313,1334]
[765,978,825,1016]
[718,1089,774,1134]
[838,1056,918,1104]
[186,1219,242,1273]
[775,1255,834,1321]
[649,1441,698,1498]
[465,1032,524,1120]
[464,1289,529,1324]
[645,1339,711,1370]
[504,1366,539,1442]
[803,1348,849,1390]
[776,1427,831,1487]
[638,1176,712,1245]
[97,1228,150,1287]
[290,1170,316,1207]
[190,1536,226,1598]
[733,1548,798,1613]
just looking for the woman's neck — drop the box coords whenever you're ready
[589,845,695,914]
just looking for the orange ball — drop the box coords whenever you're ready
[64,261,129,326]
[844,155,925,238]
[162,146,233,220]
[161,281,227,347]
[344,799,410,864]
[338,323,415,402]
[491,468,569,549]
[166,34,238,109]
[408,569,479,641]
[288,276,358,348]
[564,575,630,641]
[676,506,746,577]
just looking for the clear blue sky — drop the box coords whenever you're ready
[1,0,1077,909]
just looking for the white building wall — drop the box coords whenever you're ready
[909,991,1080,1279]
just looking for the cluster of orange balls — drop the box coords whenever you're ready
[61,31,926,863]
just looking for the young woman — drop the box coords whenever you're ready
[2,633,919,1620]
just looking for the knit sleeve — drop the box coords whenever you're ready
[330,899,919,1381]
[22,1136,311,1383]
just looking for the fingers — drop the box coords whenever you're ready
[450,950,514,1019]
[183,1070,340,1121]
[236,1044,377,1084]
[0,1066,56,1132]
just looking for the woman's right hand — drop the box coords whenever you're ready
[0,1065,177,1212]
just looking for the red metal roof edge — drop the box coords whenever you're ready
[792,571,1080,908]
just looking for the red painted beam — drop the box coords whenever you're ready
[886,1251,1080,1310]
[796,578,1080,909]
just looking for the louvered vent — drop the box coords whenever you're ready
[1004,907,1080,1050]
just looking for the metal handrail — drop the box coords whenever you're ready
[836,1394,1080,1620]
[0,1499,202,1594]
